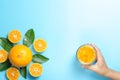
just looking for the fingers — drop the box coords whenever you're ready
[82,65,93,70]
[82,65,89,68]
[88,44,104,61]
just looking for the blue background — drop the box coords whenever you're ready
[0,0,120,80]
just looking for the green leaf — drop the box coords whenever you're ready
[0,60,12,71]
[32,54,49,64]
[20,67,26,79]
[0,37,13,52]
[23,29,35,47]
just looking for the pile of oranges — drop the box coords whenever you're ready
[0,29,48,80]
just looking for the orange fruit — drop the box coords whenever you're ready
[33,39,47,52]
[6,67,20,80]
[8,30,22,43]
[77,44,96,65]
[9,44,32,67]
[0,50,8,63]
[29,63,43,77]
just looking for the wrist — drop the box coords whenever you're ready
[103,68,111,77]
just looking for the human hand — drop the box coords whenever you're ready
[82,44,109,76]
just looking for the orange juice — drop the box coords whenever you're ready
[76,44,96,65]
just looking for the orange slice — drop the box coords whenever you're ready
[29,63,43,77]
[33,39,47,52]
[77,44,96,65]
[6,67,20,80]
[8,30,22,43]
[0,50,8,63]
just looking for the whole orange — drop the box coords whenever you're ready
[9,44,32,67]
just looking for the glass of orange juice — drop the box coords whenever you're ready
[76,44,96,65]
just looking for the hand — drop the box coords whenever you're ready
[82,44,109,76]
[82,44,120,80]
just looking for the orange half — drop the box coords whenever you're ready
[33,39,47,52]
[77,44,96,65]
[8,30,22,43]
[0,50,8,63]
[6,67,20,80]
[29,63,43,77]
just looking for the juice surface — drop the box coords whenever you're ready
[77,45,96,64]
